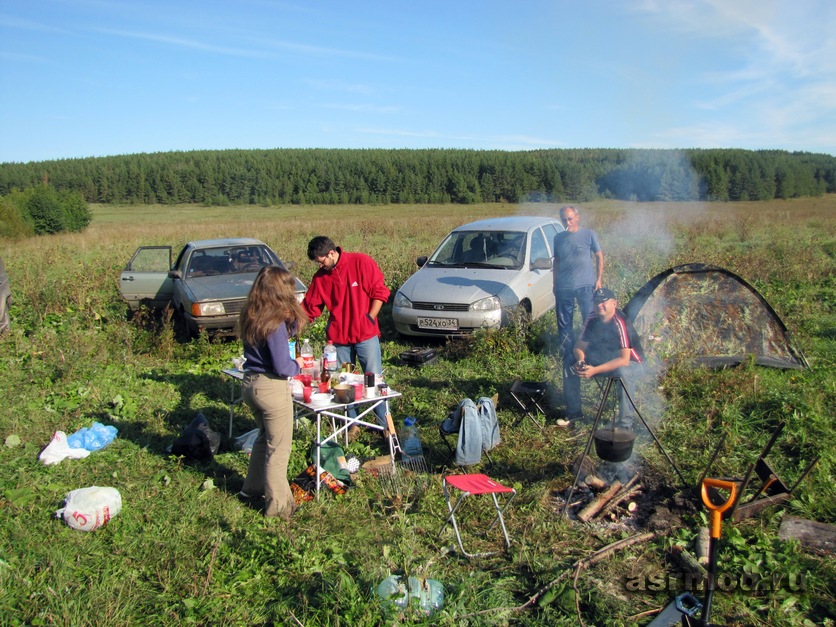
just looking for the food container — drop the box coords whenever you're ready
[310,392,331,407]
[332,384,355,404]
[593,428,636,462]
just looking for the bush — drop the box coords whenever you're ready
[0,195,34,239]
[1,185,92,236]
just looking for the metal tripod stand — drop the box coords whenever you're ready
[560,376,687,519]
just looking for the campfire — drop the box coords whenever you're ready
[549,454,644,524]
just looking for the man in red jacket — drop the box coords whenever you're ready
[302,236,390,425]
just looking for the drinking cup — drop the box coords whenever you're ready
[303,386,313,403]
[318,381,330,394]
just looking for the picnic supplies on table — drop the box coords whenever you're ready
[39,431,91,465]
[439,397,500,467]
[56,486,122,531]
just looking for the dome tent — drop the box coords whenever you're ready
[624,263,807,370]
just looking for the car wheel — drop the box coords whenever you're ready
[174,309,195,342]
[509,301,532,329]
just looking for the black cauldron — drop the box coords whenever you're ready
[593,428,636,462]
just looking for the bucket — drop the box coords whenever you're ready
[593,428,636,462]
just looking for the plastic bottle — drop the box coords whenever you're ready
[375,575,408,610]
[407,577,445,616]
[400,416,423,460]
[323,341,338,374]
[300,338,315,375]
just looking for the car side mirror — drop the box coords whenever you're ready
[168,270,182,280]
[416,256,428,267]
[530,258,552,270]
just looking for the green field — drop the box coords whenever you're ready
[0,198,834,626]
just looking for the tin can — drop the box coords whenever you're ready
[365,372,375,388]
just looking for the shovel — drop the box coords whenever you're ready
[699,478,738,627]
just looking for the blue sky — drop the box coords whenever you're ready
[1,0,835,163]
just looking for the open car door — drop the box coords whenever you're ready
[120,246,174,311]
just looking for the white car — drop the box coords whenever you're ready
[392,216,564,337]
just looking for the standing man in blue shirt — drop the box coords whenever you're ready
[553,206,604,421]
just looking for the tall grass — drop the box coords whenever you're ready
[0,198,834,626]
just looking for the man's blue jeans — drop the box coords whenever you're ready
[336,335,386,426]
[563,362,643,428]
[556,287,594,417]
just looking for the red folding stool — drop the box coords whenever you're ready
[439,474,517,557]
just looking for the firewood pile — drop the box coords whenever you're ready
[545,454,649,525]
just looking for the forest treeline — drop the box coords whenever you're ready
[1,148,833,206]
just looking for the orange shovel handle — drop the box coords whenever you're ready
[701,478,738,539]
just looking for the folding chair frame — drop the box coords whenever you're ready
[439,474,517,558]
[509,380,548,429]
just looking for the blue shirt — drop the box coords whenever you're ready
[243,321,301,378]
[553,228,602,291]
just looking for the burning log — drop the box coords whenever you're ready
[583,474,608,491]
[577,480,622,522]
[595,485,643,520]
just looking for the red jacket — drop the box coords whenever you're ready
[302,248,390,345]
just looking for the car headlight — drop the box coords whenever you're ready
[470,296,501,312]
[191,302,226,317]
[393,291,413,308]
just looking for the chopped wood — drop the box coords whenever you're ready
[732,492,791,521]
[577,480,622,522]
[696,527,710,565]
[778,516,836,555]
[595,485,643,520]
[626,501,637,513]
[583,474,608,490]
[670,545,707,581]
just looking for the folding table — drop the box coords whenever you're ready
[294,389,402,499]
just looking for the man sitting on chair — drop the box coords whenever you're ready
[571,287,645,429]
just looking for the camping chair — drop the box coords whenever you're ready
[439,422,495,472]
[509,380,548,429]
[439,474,517,558]
[438,398,498,472]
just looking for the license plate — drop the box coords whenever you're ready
[417,317,458,330]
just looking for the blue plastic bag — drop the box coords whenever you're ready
[67,422,118,451]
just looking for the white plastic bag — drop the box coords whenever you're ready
[39,431,91,465]
[234,428,259,455]
[56,486,122,531]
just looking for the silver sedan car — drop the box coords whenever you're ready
[392,216,564,337]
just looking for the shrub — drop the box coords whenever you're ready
[1,185,92,236]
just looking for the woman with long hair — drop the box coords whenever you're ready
[237,266,307,518]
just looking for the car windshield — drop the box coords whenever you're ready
[428,231,525,269]
[184,245,279,277]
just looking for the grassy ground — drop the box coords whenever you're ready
[0,198,834,626]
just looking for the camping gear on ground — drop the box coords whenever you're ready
[56,486,122,531]
[697,422,819,523]
[398,347,438,367]
[624,263,807,370]
[439,397,500,468]
[171,413,221,460]
[290,441,351,503]
[439,473,517,558]
[509,380,548,429]
[561,377,686,519]
[646,592,703,626]
[700,478,737,626]
[234,428,259,455]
